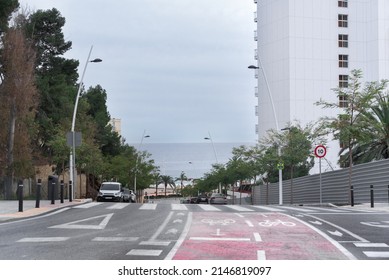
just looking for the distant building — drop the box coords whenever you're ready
[109,118,122,136]
[252,0,389,171]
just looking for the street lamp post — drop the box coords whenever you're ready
[249,58,283,205]
[134,130,150,201]
[69,45,102,199]
[204,132,222,193]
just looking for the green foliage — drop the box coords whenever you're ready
[0,0,19,34]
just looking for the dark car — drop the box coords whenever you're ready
[196,194,209,204]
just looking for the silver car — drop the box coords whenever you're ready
[209,193,227,204]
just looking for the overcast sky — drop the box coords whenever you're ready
[20,0,257,144]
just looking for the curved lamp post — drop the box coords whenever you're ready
[249,62,283,205]
[69,46,102,200]
[134,131,150,201]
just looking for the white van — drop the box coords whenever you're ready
[97,182,123,202]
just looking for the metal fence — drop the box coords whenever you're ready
[252,159,389,205]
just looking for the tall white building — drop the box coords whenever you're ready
[253,0,389,171]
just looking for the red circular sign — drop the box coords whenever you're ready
[314,145,327,158]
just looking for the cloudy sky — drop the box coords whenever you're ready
[20,0,257,144]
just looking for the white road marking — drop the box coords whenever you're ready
[279,206,315,212]
[17,237,69,242]
[73,202,103,209]
[197,204,221,211]
[165,212,193,260]
[363,251,389,258]
[172,204,188,211]
[190,237,251,241]
[245,220,254,227]
[140,241,171,246]
[251,206,286,212]
[224,205,254,212]
[257,250,266,260]
[126,249,163,256]
[150,212,174,241]
[106,204,129,210]
[254,232,262,242]
[49,213,114,230]
[92,237,139,242]
[139,204,157,210]
[354,242,389,248]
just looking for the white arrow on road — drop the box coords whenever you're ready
[173,219,183,224]
[165,228,178,235]
[327,230,343,237]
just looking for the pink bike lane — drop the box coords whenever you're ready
[172,212,350,260]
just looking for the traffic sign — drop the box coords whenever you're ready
[277,162,284,170]
[314,145,327,158]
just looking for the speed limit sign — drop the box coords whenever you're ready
[314,145,327,158]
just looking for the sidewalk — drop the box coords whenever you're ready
[0,199,92,222]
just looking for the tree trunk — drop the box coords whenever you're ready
[5,100,16,199]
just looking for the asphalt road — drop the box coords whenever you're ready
[0,201,388,260]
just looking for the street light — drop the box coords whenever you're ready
[134,130,150,201]
[249,58,283,205]
[204,131,218,163]
[69,45,102,200]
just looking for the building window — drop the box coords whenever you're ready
[338,34,348,48]
[338,14,348,27]
[339,75,349,88]
[338,1,348,8]
[339,94,349,108]
[339,54,348,68]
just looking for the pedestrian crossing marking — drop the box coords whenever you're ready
[106,204,129,210]
[197,204,221,211]
[73,202,103,209]
[17,237,69,242]
[139,204,157,210]
[251,206,285,212]
[126,249,162,256]
[172,204,188,211]
[224,205,253,212]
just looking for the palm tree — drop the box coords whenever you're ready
[160,175,175,197]
[176,171,188,195]
[342,89,389,164]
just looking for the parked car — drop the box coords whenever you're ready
[196,194,209,204]
[122,188,136,203]
[190,197,198,204]
[97,182,123,202]
[209,193,227,204]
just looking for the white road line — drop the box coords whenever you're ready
[254,232,262,242]
[165,212,193,260]
[303,207,348,213]
[224,205,254,212]
[17,237,69,242]
[172,204,188,211]
[149,212,174,241]
[106,204,129,210]
[107,203,129,210]
[126,249,163,256]
[73,202,103,209]
[245,220,254,227]
[197,204,221,211]
[140,241,171,246]
[354,242,389,248]
[190,237,251,242]
[49,213,114,230]
[279,206,315,212]
[139,204,157,210]
[363,251,389,258]
[257,250,266,260]
[251,206,286,212]
[92,237,139,242]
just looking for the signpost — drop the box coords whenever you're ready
[314,145,327,204]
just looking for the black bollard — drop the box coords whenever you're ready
[69,180,73,202]
[388,185,389,205]
[36,179,41,208]
[60,180,64,203]
[370,185,374,208]
[350,185,354,207]
[51,181,55,205]
[18,180,23,212]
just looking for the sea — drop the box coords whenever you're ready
[138,142,255,180]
